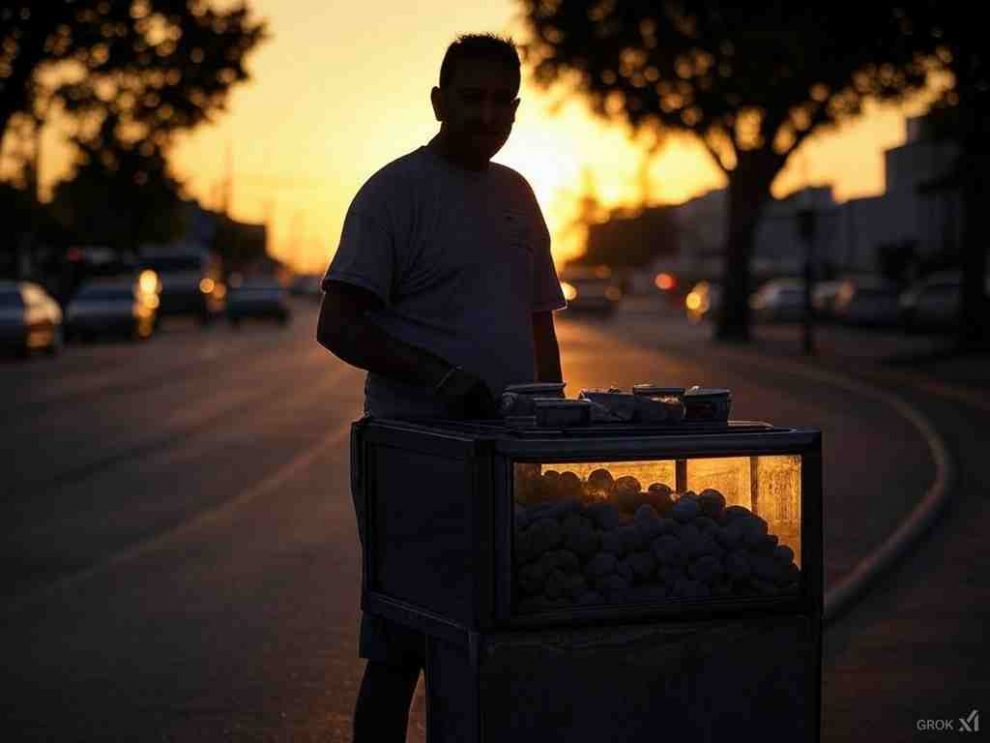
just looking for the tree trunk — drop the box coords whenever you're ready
[716,151,779,342]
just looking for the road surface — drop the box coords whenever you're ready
[0,298,982,741]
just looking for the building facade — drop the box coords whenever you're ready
[589,110,962,286]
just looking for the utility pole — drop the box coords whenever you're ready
[798,204,817,356]
[797,155,817,356]
[221,138,233,218]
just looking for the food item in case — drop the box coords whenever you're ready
[513,474,800,610]
[586,468,615,497]
[558,471,583,499]
[698,488,727,518]
[611,475,643,513]
[643,482,674,514]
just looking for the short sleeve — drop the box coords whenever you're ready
[529,199,567,313]
[322,187,395,305]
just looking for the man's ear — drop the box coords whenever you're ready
[430,86,445,122]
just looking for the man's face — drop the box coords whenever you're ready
[432,57,520,163]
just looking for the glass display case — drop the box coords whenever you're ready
[354,417,823,743]
[512,455,802,613]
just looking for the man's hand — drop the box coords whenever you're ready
[435,367,498,419]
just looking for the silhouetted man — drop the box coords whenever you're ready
[316,33,566,742]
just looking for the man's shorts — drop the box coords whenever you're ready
[359,612,427,668]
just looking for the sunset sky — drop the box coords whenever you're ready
[37,0,944,273]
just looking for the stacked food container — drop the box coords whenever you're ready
[351,385,822,742]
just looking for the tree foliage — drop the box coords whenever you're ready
[1,1,267,148]
[0,0,266,257]
[518,2,942,340]
[48,112,187,251]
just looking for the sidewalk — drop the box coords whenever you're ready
[611,296,988,742]
[617,295,990,406]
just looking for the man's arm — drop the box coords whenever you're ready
[532,310,562,382]
[316,279,450,387]
[316,280,497,415]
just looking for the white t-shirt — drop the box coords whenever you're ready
[323,144,567,418]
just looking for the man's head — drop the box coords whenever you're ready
[430,34,521,166]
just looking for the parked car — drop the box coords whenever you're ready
[138,247,223,323]
[64,276,159,341]
[684,280,721,324]
[226,275,291,326]
[811,280,845,320]
[559,265,623,314]
[900,270,990,331]
[749,278,808,322]
[832,277,901,326]
[0,280,63,357]
[289,272,324,298]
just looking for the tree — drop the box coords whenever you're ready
[0,0,266,264]
[0,1,267,150]
[518,2,937,340]
[48,113,187,252]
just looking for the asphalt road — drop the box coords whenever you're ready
[0,299,981,741]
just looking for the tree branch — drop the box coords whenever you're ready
[701,126,733,175]
[780,100,833,161]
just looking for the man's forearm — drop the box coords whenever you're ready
[319,316,451,389]
[536,341,562,382]
[533,312,563,382]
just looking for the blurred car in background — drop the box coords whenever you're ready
[226,275,291,327]
[289,272,324,298]
[832,277,901,326]
[138,247,223,324]
[0,280,63,357]
[811,280,845,321]
[64,276,159,341]
[749,278,807,322]
[684,280,721,324]
[559,264,623,315]
[900,270,990,331]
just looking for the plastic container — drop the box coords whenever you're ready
[631,384,686,399]
[501,382,567,416]
[533,398,592,427]
[634,395,687,423]
[683,387,732,422]
[577,390,638,422]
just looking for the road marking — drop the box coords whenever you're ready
[4,347,338,499]
[5,422,352,615]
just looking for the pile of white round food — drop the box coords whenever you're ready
[513,469,800,612]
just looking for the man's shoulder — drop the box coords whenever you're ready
[490,162,543,219]
[352,147,431,209]
[490,161,534,194]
